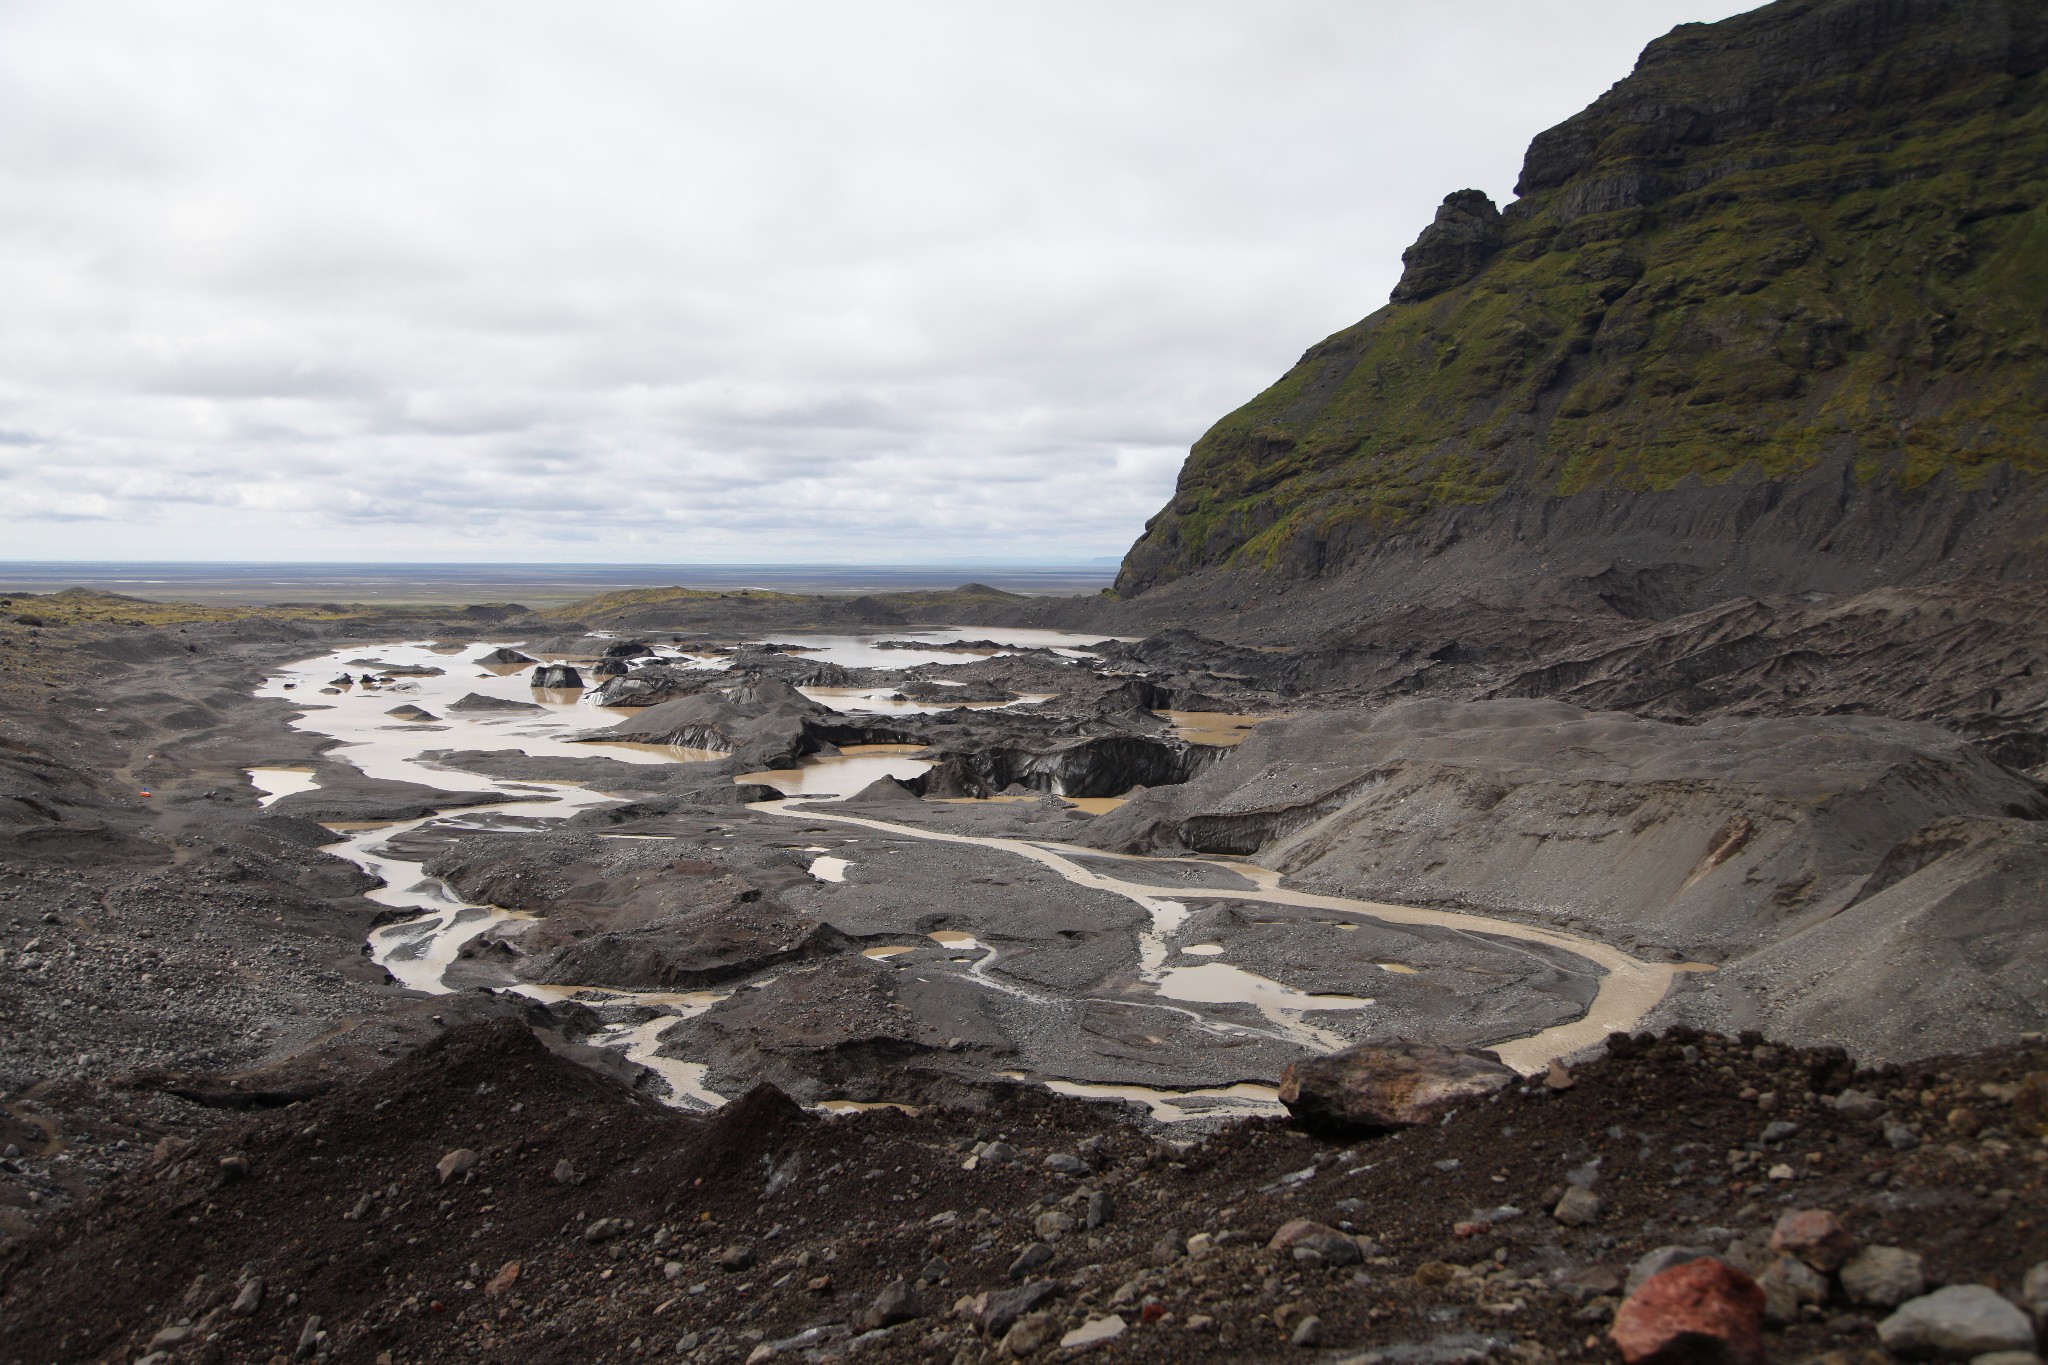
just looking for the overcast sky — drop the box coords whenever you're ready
[0,1,1753,565]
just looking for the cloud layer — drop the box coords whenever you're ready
[0,1,1749,562]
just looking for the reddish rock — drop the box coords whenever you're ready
[1611,1258,1767,1365]
[1770,1208,1857,1273]
[484,1261,520,1298]
[1277,1042,1516,1134]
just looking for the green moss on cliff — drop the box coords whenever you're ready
[1122,0,2048,591]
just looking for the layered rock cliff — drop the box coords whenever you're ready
[1118,0,2048,612]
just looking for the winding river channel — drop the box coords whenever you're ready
[252,636,1695,1123]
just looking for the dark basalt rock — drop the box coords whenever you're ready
[445,693,544,714]
[1388,189,1502,303]
[477,647,536,666]
[531,664,583,689]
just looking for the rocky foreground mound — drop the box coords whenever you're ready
[1116,0,2048,618]
[2,1019,2042,1364]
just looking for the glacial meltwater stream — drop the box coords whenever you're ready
[253,636,1699,1123]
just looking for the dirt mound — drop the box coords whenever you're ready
[4,1021,2043,1364]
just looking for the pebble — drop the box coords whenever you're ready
[718,1245,756,1272]
[981,1279,1063,1337]
[1553,1186,1603,1226]
[1034,1210,1075,1240]
[1059,1315,1127,1350]
[1758,1254,1829,1325]
[1842,1246,1927,1308]
[999,1311,1058,1356]
[2023,1262,2048,1324]
[229,1278,264,1317]
[1770,1208,1856,1272]
[1062,1192,1102,1233]
[1291,1315,1325,1347]
[435,1148,478,1185]
[1044,1153,1089,1176]
[1832,1089,1887,1120]
[867,1277,921,1327]
[1884,1120,1923,1151]
[1147,1231,1184,1266]
[1007,1242,1053,1279]
[584,1218,626,1244]
[1878,1285,2037,1359]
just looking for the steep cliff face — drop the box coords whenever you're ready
[1119,0,2048,607]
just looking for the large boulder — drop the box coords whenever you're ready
[531,664,583,689]
[477,647,535,666]
[1277,1041,1515,1135]
[1611,1259,1766,1365]
[1877,1285,2036,1359]
[445,693,544,714]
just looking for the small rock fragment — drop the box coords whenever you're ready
[866,1277,921,1328]
[1059,1315,1127,1350]
[229,1278,264,1317]
[436,1148,478,1185]
[1553,1186,1604,1226]
[1007,1242,1053,1279]
[1842,1246,1927,1309]
[1290,1315,1324,1347]
[1770,1209,1857,1273]
[484,1261,520,1298]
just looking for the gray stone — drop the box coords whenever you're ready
[1833,1088,1888,1120]
[1033,1210,1075,1240]
[1842,1246,1927,1309]
[1044,1153,1089,1176]
[1552,1186,1603,1227]
[1968,1353,2043,1365]
[435,1148,478,1185]
[1760,1121,1801,1143]
[1759,1254,1830,1326]
[229,1278,264,1317]
[1007,1242,1053,1279]
[1000,1312,1058,1357]
[2025,1263,2048,1325]
[718,1245,756,1272]
[1148,1231,1184,1265]
[980,1279,1063,1337]
[1879,1286,2036,1359]
[867,1277,920,1328]
[1291,1315,1325,1347]
[1085,1190,1115,1229]
[584,1218,626,1244]
[1885,1120,1923,1151]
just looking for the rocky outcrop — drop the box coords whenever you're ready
[1117,0,2048,611]
[1388,190,1503,303]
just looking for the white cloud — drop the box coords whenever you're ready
[0,0,1755,563]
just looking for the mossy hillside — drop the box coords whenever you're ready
[1122,0,2048,590]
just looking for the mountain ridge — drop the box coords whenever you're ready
[1117,0,2048,611]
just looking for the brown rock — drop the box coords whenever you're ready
[1277,1041,1515,1134]
[2013,1072,2048,1137]
[484,1261,520,1298]
[1611,1258,1767,1365]
[1769,1209,1857,1273]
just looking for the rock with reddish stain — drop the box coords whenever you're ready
[1278,1042,1515,1135]
[1769,1208,1857,1272]
[1611,1258,1768,1365]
